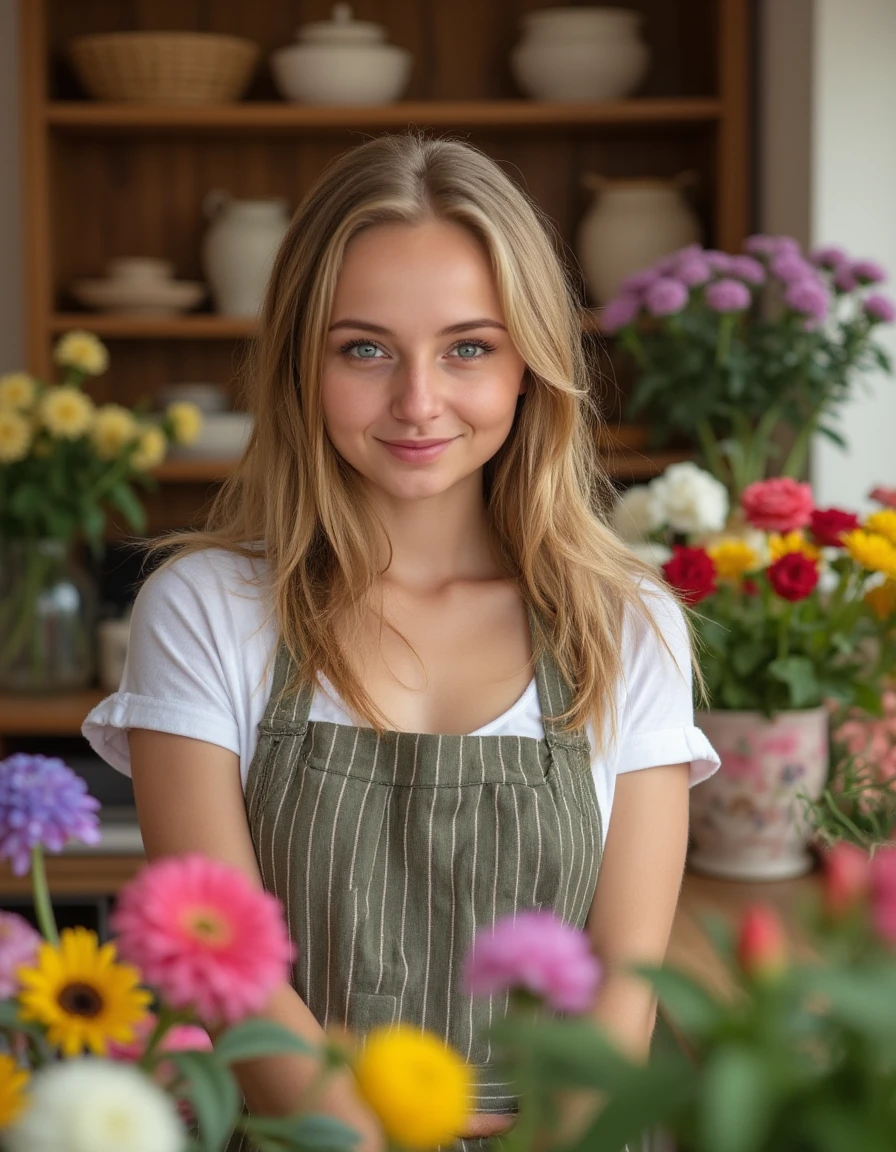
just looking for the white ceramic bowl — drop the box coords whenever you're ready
[72,277,206,315]
[520,7,642,40]
[270,42,411,105]
[510,35,648,101]
[158,383,230,414]
[166,411,253,459]
[106,256,174,283]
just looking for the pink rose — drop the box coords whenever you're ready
[741,478,814,532]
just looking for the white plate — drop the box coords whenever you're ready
[71,278,206,314]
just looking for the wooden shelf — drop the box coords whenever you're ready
[152,457,237,483]
[49,314,257,339]
[0,690,105,736]
[45,98,723,133]
[0,853,144,897]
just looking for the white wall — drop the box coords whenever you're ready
[0,0,22,370]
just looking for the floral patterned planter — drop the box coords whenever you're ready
[689,708,829,880]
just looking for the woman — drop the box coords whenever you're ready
[84,133,718,1151]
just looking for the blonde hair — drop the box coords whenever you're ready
[144,133,684,747]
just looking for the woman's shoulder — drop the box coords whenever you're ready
[140,543,271,604]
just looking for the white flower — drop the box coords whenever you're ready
[4,1058,184,1152]
[649,462,729,535]
[627,541,673,567]
[612,485,665,543]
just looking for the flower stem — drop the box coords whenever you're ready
[30,846,59,945]
[138,1003,183,1071]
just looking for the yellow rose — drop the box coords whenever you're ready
[166,401,203,445]
[0,372,36,411]
[865,509,896,548]
[0,410,32,463]
[768,531,821,563]
[707,539,759,581]
[864,579,896,621]
[354,1025,471,1150]
[53,330,109,376]
[90,405,139,460]
[39,386,95,440]
[842,529,896,579]
[130,424,167,471]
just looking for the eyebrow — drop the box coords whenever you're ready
[328,318,507,336]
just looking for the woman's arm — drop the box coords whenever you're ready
[127,729,386,1149]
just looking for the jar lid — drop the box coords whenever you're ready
[297,3,387,44]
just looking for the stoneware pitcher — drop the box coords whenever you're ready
[201,191,290,317]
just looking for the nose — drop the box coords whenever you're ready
[389,358,445,425]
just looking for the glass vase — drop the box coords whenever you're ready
[0,538,97,693]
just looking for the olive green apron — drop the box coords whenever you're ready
[233,609,603,1151]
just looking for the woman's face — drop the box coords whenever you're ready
[321,219,527,503]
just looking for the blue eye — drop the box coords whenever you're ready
[341,340,383,360]
[450,340,496,359]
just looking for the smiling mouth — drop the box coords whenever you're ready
[380,438,456,448]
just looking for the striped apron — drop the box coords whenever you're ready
[236,609,603,1151]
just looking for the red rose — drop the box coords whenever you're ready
[662,546,716,605]
[737,904,787,981]
[767,552,819,601]
[741,478,814,532]
[810,507,860,547]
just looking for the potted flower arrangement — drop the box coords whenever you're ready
[602,235,894,502]
[0,331,202,694]
[614,466,896,879]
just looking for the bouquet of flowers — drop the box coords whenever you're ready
[614,466,896,716]
[602,236,894,500]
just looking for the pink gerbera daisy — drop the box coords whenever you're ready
[110,854,295,1025]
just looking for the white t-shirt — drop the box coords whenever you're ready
[82,548,719,833]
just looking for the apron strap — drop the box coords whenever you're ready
[259,639,315,734]
[528,606,588,750]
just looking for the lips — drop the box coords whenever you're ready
[381,439,454,448]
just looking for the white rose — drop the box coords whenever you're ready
[612,485,665,543]
[627,541,673,568]
[649,462,729,535]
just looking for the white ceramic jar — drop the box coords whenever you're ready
[201,191,290,317]
[576,173,701,303]
[510,6,650,101]
[270,3,412,106]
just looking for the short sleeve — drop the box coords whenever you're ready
[614,585,720,787]
[81,553,243,777]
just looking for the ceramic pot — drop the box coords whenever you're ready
[201,191,289,317]
[576,172,701,303]
[689,708,830,881]
[270,2,412,106]
[510,6,650,101]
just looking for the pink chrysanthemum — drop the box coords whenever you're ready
[0,911,41,998]
[110,854,295,1025]
[463,910,601,1015]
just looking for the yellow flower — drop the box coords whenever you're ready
[130,424,167,471]
[0,410,32,463]
[865,579,896,621]
[166,401,203,445]
[17,926,151,1057]
[354,1025,471,1150]
[707,539,759,581]
[90,404,139,460]
[768,531,821,563]
[39,386,95,440]
[0,1053,29,1128]
[842,529,896,579]
[865,509,896,548]
[0,372,36,412]
[53,330,109,376]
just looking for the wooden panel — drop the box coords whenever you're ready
[0,690,105,736]
[0,854,145,898]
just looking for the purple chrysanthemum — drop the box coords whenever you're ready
[864,294,896,324]
[619,268,659,296]
[705,250,735,274]
[852,259,887,286]
[675,255,712,286]
[810,245,849,272]
[0,911,41,997]
[463,910,602,1014]
[744,234,779,257]
[0,754,101,876]
[784,276,830,322]
[834,267,858,293]
[644,276,689,317]
[705,278,752,312]
[728,255,766,285]
[770,250,815,283]
[601,293,641,333]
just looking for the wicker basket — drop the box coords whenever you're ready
[68,32,260,104]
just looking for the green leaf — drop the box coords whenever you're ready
[768,656,820,708]
[698,1045,775,1152]
[633,965,724,1037]
[245,1113,361,1152]
[166,1050,241,1152]
[106,482,147,533]
[214,1017,316,1064]
[488,1016,634,1091]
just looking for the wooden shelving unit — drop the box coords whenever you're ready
[49,313,257,339]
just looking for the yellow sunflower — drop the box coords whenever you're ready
[768,531,821,563]
[39,386,95,440]
[706,539,759,581]
[865,509,896,548]
[842,529,896,579]
[0,1053,29,1128]
[865,579,896,621]
[0,410,32,463]
[53,330,109,376]
[130,424,168,471]
[166,401,203,445]
[0,372,36,412]
[90,404,139,461]
[17,926,151,1057]
[354,1025,471,1150]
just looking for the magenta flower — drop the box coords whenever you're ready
[852,259,887,285]
[601,294,640,333]
[705,278,752,313]
[619,268,659,295]
[864,294,895,324]
[645,276,689,317]
[811,245,849,272]
[111,853,295,1026]
[463,910,602,1014]
[675,255,712,286]
[833,267,858,293]
[0,911,41,998]
[770,251,815,283]
[784,277,830,323]
[869,848,896,946]
[0,754,101,876]
[728,255,766,285]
